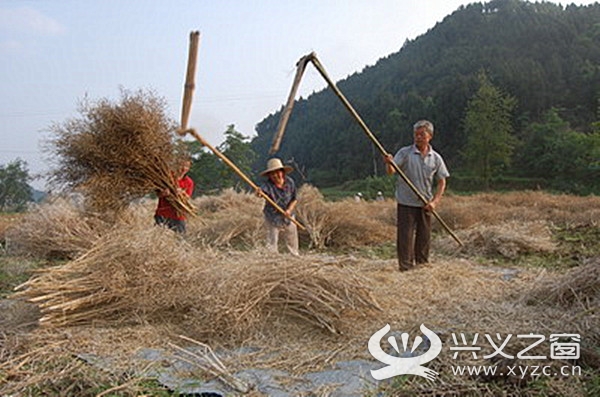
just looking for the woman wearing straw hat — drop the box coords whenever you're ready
[259,158,299,256]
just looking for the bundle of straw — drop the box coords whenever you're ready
[295,185,336,249]
[187,190,264,248]
[435,221,556,259]
[13,225,202,327]
[13,221,379,338]
[524,258,600,306]
[188,252,381,337]
[45,89,195,216]
[5,197,108,259]
[296,185,394,249]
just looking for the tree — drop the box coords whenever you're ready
[460,72,517,188]
[185,140,225,194]
[187,125,257,193]
[218,125,257,188]
[516,109,600,193]
[0,159,32,212]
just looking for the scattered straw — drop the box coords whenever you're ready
[4,189,600,396]
[170,335,251,393]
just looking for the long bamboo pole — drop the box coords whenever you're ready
[182,128,306,231]
[180,31,201,131]
[269,53,313,154]
[307,53,463,247]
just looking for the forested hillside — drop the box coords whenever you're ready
[251,0,600,193]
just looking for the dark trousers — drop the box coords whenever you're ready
[154,215,186,234]
[397,204,431,270]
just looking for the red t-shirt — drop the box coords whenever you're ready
[154,175,194,220]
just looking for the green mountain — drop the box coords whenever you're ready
[251,0,600,188]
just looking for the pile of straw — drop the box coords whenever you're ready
[193,188,260,213]
[186,186,396,250]
[13,225,199,327]
[13,223,379,339]
[187,189,265,248]
[186,252,380,337]
[46,89,194,216]
[296,184,395,249]
[5,197,108,259]
[439,191,600,230]
[522,258,600,350]
[435,220,557,259]
[295,185,336,249]
[524,257,600,307]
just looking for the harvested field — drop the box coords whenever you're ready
[1,189,599,396]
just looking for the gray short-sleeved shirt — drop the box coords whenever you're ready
[393,144,450,207]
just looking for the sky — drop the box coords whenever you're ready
[1,0,597,190]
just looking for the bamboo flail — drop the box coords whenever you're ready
[180,31,200,131]
[306,53,464,247]
[184,128,306,231]
[269,53,313,154]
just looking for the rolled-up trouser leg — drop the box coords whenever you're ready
[266,220,280,253]
[283,221,299,256]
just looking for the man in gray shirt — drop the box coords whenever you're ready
[384,120,449,271]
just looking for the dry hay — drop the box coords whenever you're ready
[524,257,600,308]
[435,220,557,259]
[4,189,600,395]
[187,186,395,250]
[326,199,394,247]
[13,223,379,341]
[13,225,203,328]
[351,258,531,332]
[296,184,395,249]
[295,184,336,249]
[439,190,600,230]
[521,258,600,357]
[183,251,380,339]
[6,254,594,396]
[187,189,265,248]
[0,332,105,395]
[193,188,260,213]
[4,246,597,396]
[45,89,194,216]
[187,211,264,248]
[4,196,109,260]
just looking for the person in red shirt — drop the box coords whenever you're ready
[154,159,194,234]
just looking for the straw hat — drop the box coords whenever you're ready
[260,158,293,176]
